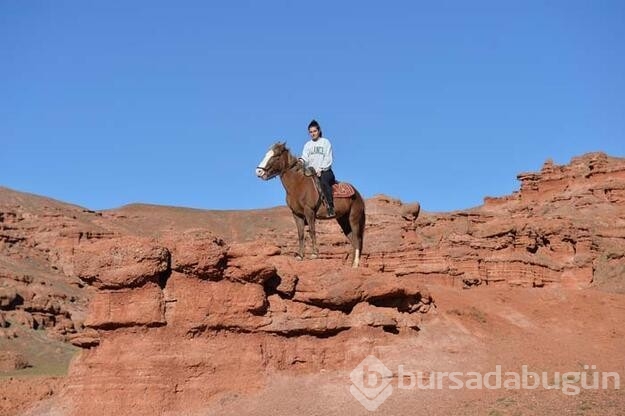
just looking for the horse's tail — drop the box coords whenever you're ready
[359,194,365,253]
[353,189,366,253]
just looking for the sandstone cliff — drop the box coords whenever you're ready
[1,152,624,415]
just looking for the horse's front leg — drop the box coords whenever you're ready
[293,214,305,260]
[304,210,318,259]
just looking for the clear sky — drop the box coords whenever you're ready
[2,1,624,212]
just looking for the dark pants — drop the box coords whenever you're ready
[319,168,336,210]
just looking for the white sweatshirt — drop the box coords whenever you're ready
[301,137,333,171]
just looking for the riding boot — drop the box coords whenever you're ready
[325,193,335,217]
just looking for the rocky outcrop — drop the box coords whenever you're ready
[56,233,432,415]
[361,152,625,291]
[1,152,624,415]
[69,234,433,338]
[0,190,104,341]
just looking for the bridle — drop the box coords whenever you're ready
[257,147,300,180]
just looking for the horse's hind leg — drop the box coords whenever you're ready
[349,210,364,268]
[293,214,305,260]
[337,215,354,263]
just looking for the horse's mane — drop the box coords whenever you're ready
[277,143,305,175]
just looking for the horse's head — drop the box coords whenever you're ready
[255,142,290,180]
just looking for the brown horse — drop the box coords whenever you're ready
[256,142,365,267]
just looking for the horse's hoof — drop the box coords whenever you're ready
[310,253,318,260]
[294,254,303,261]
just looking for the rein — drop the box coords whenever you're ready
[287,156,300,171]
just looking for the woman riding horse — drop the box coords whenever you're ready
[256,142,365,267]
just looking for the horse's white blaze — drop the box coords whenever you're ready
[257,149,274,169]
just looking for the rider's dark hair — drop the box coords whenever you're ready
[308,119,323,137]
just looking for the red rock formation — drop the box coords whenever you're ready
[41,232,429,415]
[366,152,625,291]
[0,152,624,415]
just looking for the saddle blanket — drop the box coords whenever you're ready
[333,182,355,198]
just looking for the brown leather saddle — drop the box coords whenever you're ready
[304,167,355,199]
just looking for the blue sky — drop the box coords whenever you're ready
[2,1,624,212]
